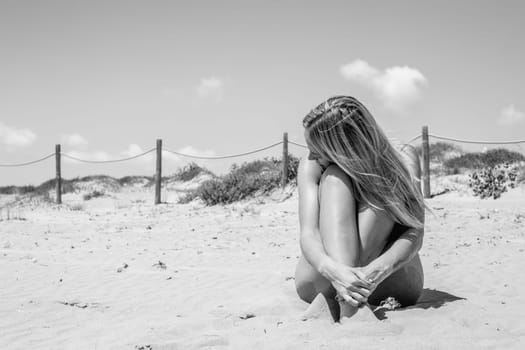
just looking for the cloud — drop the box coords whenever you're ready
[340,59,427,113]
[0,122,36,148]
[196,77,224,102]
[62,133,88,148]
[498,104,524,125]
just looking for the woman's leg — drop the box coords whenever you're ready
[368,144,425,306]
[295,164,395,317]
[296,149,425,312]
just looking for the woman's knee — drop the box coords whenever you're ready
[319,164,355,199]
[295,256,334,303]
[295,279,334,304]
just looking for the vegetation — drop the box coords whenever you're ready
[444,148,525,170]
[118,176,154,186]
[416,142,463,163]
[68,203,85,211]
[468,163,519,199]
[516,164,525,184]
[83,190,105,201]
[0,185,36,195]
[2,147,523,204]
[415,143,524,175]
[169,162,214,182]
[180,155,300,205]
[30,178,76,195]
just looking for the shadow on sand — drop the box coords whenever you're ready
[411,288,466,309]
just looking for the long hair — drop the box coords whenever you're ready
[303,96,425,229]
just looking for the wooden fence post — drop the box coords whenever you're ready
[422,126,431,198]
[282,132,289,188]
[55,144,62,204]
[155,139,162,204]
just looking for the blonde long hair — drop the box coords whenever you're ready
[303,96,425,229]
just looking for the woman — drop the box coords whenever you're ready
[294,96,426,322]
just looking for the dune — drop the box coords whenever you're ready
[1,177,524,349]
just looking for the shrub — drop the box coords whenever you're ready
[179,155,300,205]
[468,163,519,199]
[416,142,463,163]
[0,185,35,195]
[283,155,300,183]
[35,178,76,195]
[83,190,105,201]
[171,162,213,182]
[118,176,154,186]
[516,164,525,184]
[68,203,85,211]
[445,148,525,170]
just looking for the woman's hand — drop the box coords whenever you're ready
[330,264,377,307]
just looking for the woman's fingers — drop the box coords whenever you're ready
[334,284,360,305]
[334,284,368,306]
[339,277,374,295]
[346,285,372,298]
[338,293,361,307]
[351,276,374,289]
[354,269,371,282]
[343,295,361,307]
[347,291,368,304]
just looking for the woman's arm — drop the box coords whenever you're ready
[297,154,332,275]
[298,155,369,282]
[362,226,423,284]
[298,154,376,304]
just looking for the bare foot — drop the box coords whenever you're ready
[300,293,338,322]
[339,304,378,324]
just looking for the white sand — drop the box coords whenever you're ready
[1,184,525,349]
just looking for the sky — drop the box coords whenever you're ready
[1,0,524,186]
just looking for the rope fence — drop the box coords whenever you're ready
[163,141,284,160]
[427,134,525,145]
[0,153,55,167]
[2,127,524,203]
[61,148,157,164]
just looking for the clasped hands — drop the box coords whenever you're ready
[330,263,379,307]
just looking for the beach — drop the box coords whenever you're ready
[1,184,525,349]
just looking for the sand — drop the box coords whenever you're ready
[1,183,525,349]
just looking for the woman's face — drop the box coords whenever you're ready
[304,130,331,169]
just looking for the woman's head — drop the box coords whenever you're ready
[303,96,383,165]
[303,96,425,229]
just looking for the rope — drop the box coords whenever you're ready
[429,134,525,145]
[405,135,422,144]
[0,153,55,167]
[3,133,524,168]
[288,140,308,149]
[61,148,156,164]
[164,141,283,160]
